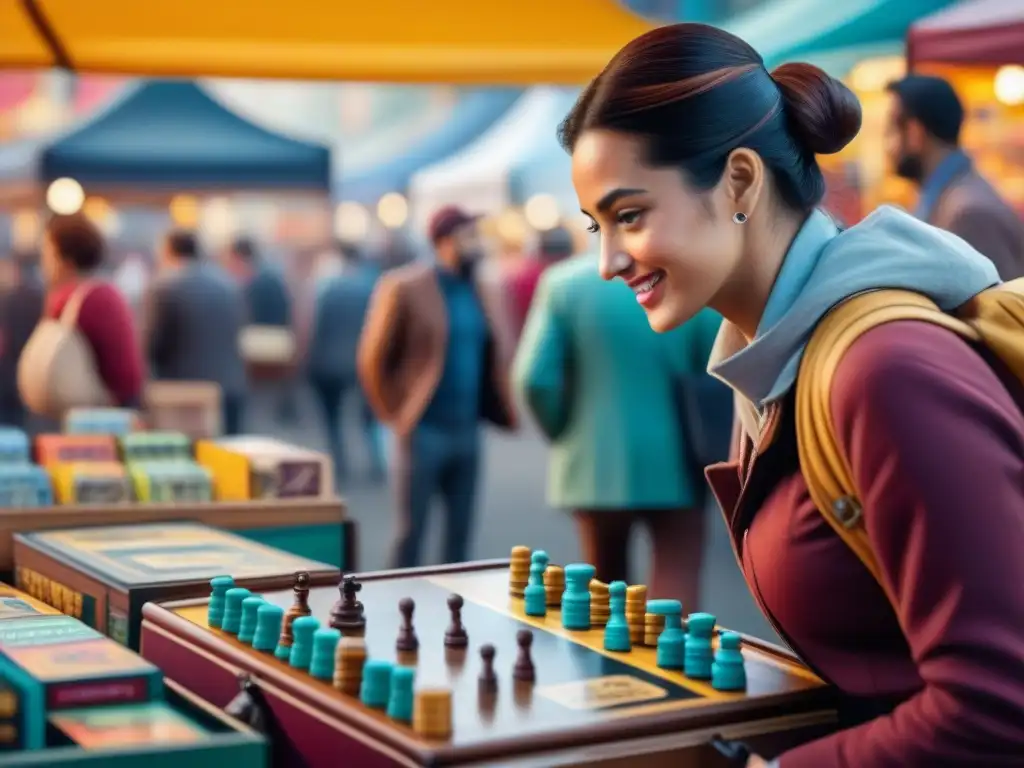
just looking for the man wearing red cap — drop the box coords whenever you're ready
[358,206,517,567]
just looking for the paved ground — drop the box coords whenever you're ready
[248,385,777,641]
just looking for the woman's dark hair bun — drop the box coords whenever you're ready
[770,62,862,156]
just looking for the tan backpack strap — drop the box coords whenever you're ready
[796,290,978,604]
[60,281,97,328]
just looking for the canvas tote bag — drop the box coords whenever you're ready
[17,281,112,418]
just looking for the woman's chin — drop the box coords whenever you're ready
[645,304,689,333]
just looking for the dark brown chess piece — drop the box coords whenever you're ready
[478,643,497,693]
[513,629,535,683]
[396,597,419,652]
[279,571,312,649]
[444,593,468,648]
[329,576,366,635]
[225,674,271,733]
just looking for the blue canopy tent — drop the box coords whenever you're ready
[0,80,331,206]
[729,0,958,67]
[508,91,581,212]
[336,88,521,204]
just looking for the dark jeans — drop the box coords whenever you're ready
[390,424,480,568]
[222,394,246,436]
[310,376,384,480]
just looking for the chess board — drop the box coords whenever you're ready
[13,523,340,650]
[139,561,838,768]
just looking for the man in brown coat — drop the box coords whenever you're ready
[885,74,1024,280]
[358,206,517,567]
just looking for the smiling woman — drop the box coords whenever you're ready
[560,23,860,334]
[555,20,1024,768]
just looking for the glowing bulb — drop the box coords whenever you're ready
[994,65,1024,107]
[335,202,370,241]
[377,193,409,229]
[523,194,560,231]
[46,178,85,215]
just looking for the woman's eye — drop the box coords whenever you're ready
[585,220,599,234]
[617,209,643,226]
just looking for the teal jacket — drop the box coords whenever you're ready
[512,255,721,510]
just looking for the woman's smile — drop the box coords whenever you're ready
[626,269,666,307]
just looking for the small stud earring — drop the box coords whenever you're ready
[732,212,748,224]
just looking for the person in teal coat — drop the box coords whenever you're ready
[513,253,722,608]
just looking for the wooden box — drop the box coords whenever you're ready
[144,382,223,440]
[12,522,340,650]
[0,499,354,575]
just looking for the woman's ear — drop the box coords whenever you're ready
[720,148,766,217]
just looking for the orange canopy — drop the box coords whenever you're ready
[1,0,655,84]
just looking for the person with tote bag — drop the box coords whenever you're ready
[18,213,143,420]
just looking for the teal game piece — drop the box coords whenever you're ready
[648,599,685,670]
[253,603,284,652]
[685,612,717,680]
[360,660,393,709]
[288,615,320,671]
[603,580,631,652]
[524,551,548,617]
[712,631,747,691]
[561,563,595,630]
[309,628,342,681]
[207,575,235,628]
[238,596,266,645]
[386,666,415,722]
[221,587,251,635]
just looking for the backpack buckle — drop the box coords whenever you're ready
[832,496,863,529]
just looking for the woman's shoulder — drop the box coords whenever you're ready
[830,319,1021,426]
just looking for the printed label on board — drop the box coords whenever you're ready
[537,675,668,710]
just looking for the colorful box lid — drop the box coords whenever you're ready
[16,523,336,587]
[0,615,158,684]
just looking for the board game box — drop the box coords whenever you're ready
[140,559,837,767]
[196,436,331,501]
[13,523,340,651]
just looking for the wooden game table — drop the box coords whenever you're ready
[0,498,355,577]
[140,560,838,767]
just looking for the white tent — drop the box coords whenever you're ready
[408,87,577,229]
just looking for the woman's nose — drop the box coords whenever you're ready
[598,245,631,281]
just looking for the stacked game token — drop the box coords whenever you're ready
[310,628,342,681]
[509,546,531,597]
[561,563,595,630]
[221,587,252,634]
[413,687,453,739]
[648,599,685,670]
[543,565,565,607]
[625,585,647,645]
[644,610,667,647]
[333,637,368,696]
[289,615,321,671]
[603,581,631,652]
[685,612,717,680]
[360,660,394,709]
[523,551,548,617]
[712,631,747,691]
[253,603,284,652]
[238,596,266,644]
[207,576,235,628]
[387,666,415,722]
[589,580,610,627]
